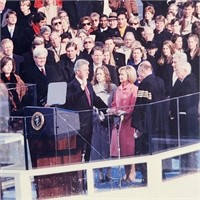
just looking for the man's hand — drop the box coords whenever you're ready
[134,130,143,138]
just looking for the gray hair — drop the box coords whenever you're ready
[33,46,48,58]
[1,38,13,47]
[177,61,191,74]
[173,52,187,62]
[40,25,51,35]
[124,31,135,41]
[74,59,89,73]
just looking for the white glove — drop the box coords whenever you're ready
[99,111,105,121]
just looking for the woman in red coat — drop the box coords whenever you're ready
[109,65,138,182]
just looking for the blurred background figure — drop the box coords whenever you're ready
[38,0,61,25]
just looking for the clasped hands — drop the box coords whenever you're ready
[106,108,126,117]
[93,106,105,121]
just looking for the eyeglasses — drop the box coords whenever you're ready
[130,23,139,26]
[84,41,92,44]
[53,21,62,26]
[82,22,91,26]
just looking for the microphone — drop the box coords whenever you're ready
[117,110,126,121]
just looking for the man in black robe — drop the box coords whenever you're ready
[131,61,168,184]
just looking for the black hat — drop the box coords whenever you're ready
[146,41,157,49]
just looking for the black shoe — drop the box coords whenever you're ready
[105,175,112,182]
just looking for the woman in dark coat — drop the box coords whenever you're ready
[185,34,200,90]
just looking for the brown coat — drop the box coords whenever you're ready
[109,0,138,18]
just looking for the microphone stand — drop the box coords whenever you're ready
[108,110,125,188]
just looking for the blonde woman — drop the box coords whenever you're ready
[186,33,200,83]
[157,40,175,96]
[109,65,138,182]
[103,47,116,66]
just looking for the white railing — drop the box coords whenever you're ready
[1,142,200,200]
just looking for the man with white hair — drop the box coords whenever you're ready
[21,46,59,106]
[169,61,199,173]
[170,52,188,97]
[170,61,199,137]
[116,31,136,64]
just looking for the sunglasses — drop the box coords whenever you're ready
[84,41,92,44]
[53,21,62,26]
[130,23,139,26]
[82,22,91,26]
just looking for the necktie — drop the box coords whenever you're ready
[41,68,46,76]
[85,86,91,106]
[10,28,13,38]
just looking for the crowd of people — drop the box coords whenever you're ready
[0,0,200,185]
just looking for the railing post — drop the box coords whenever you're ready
[15,172,32,200]
[147,155,162,190]
[86,167,95,196]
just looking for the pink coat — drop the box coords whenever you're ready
[110,83,138,157]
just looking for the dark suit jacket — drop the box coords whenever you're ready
[20,50,56,76]
[1,25,23,55]
[91,27,111,43]
[170,74,199,137]
[66,78,108,159]
[88,63,119,86]
[112,25,138,40]
[12,54,24,75]
[57,55,80,83]
[113,51,126,68]
[21,64,59,106]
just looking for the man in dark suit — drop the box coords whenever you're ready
[91,14,110,43]
[1,10,23,55]
[154,15,172,56]
[62,1,103,29]
[56,41,82,83]
[66,59,108,162]
[21,37,56,75]
[169,61,199,174]
[21,46,59,106]
[88,46,118,86]
[170,61,199,138]
[0,38,24,75]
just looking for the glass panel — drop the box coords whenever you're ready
[162,150,200,180]
[92,163,147,191]
[147,93,200,154]
[1,176,36,199]
[1,91,200,198]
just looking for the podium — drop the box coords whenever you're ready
[24,106,83,199]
